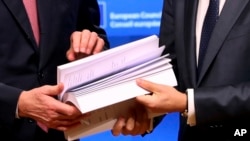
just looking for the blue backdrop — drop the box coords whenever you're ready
[98,0,162,37]
[80,1,179,140]
[81,113,179,141]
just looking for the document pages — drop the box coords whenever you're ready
[57,35,177,140]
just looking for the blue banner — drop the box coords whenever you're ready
[98,0,163,36]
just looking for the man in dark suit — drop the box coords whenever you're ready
[85,0,101,25]
[113,0,250,140]
[0,0,109,141]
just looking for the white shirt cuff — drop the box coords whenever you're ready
[186,88,196,126]
[16,105,20,119]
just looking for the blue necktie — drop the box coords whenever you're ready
[198,0,219,74]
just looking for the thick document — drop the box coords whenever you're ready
[57,35,177,140]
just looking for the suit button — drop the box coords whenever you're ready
[28,119,34,123]
[26,35,31,40]
[38,72,44,79]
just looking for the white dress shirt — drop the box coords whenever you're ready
[187,0,226,126]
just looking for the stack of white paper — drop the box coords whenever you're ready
[57,35,177,141]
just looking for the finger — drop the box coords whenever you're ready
[48,119,79,128]
[127,106,149,135]
[66,48,75,61]
[125,116,135,132]
[56,120,83,131]
[35,102,81,123]
[40,113,83,132]
[123,117,142,136]
[136,79,161,93]
[54,103,82,119]
[50,108,84,121]
[56,126,67,131]
[70,32,82,53]
[40,83,64,97]
[111,117,126,136]
[58,116,83,126]
[93,37,105,54]
[54,121,81,131]
[79,30,91,53]
[40,98,82,121]
[85,32,98,54]
[122,108,138,136]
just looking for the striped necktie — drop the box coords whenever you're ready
[23,0,40,45]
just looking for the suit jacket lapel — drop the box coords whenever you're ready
[2,0,38,48]
[183,0,198,87]
[37,0,53,69]
[197,0,249,85]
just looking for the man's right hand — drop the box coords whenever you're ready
[17,83,84,131]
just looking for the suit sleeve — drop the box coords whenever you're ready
[159,0,179,78]
[159,0,175,54]
[0,83,22,126]
[194,82,250,125]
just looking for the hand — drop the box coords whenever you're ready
[17,83,84,131]
[112,103,150,136]
[66,29,105,61]
[136,79,187,113]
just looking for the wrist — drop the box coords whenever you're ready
[17,91,28,118]
[181,91,188,117]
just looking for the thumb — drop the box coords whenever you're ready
[136,79,158,93]
[40,83,64,96]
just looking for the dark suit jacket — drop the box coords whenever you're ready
[85,0,101,25]
[0,0,109,140]
[160,0,250,140]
